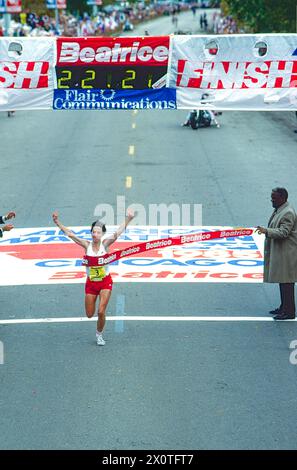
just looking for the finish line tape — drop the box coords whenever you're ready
[83,228,254,267]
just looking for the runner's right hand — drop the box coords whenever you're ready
[52,212,59,224]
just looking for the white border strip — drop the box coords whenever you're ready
[0,316,296,325]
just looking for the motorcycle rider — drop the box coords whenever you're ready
[182,93,220,128]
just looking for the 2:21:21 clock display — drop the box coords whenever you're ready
[56,66,167,90]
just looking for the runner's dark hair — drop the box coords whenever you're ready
[91,221,106,233]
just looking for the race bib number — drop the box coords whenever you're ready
[89,266,106,281]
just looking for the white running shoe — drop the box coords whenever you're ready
[96,334,106,346]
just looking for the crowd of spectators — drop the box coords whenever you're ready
[0,1,190,37]
[211,11,245,34]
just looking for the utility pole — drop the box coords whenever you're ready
[3,0,11,36]
[55,5,59,34]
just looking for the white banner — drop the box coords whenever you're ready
[1,35,297,111]
[0,226,264,285]
[0,37,56,111]
[169,34,297,110]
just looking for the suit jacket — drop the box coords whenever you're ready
[0,215,5,237]
[264,202,297,283]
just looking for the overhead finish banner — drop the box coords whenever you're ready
[169,34,297,110]
[0,37,56,111]
[1,35,297,110]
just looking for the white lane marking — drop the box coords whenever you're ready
[115,294,125,333]
[132,123,136,129]
[0,316,295,325]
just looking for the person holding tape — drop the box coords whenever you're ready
[0,211,16,237]
[256,188,297,320]
[52,210,134,346]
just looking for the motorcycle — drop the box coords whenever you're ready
[189,109,212,129]
[182,109,221,129]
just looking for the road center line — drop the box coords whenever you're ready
[125,176,132,188]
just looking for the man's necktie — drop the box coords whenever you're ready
[268,209,277,227]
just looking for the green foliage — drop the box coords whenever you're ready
[21,0,108,16]
[223,0,297,33]
[22,0,48,15]
[220,0,229,16]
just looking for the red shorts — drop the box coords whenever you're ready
[85,274,113,296]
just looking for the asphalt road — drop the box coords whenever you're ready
[0,9,297,450]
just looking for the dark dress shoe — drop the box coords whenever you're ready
[273,312,295,320]
[269,308,281,315]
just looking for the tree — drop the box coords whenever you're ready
[22,0,48,15]
[222,0,296,33]
[21,0,112,16]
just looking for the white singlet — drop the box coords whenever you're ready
[86,241,110,281]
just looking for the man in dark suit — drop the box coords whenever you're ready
[0,211,15,237]
[256,188,297,320]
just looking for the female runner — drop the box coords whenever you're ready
[52,210,134,345]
